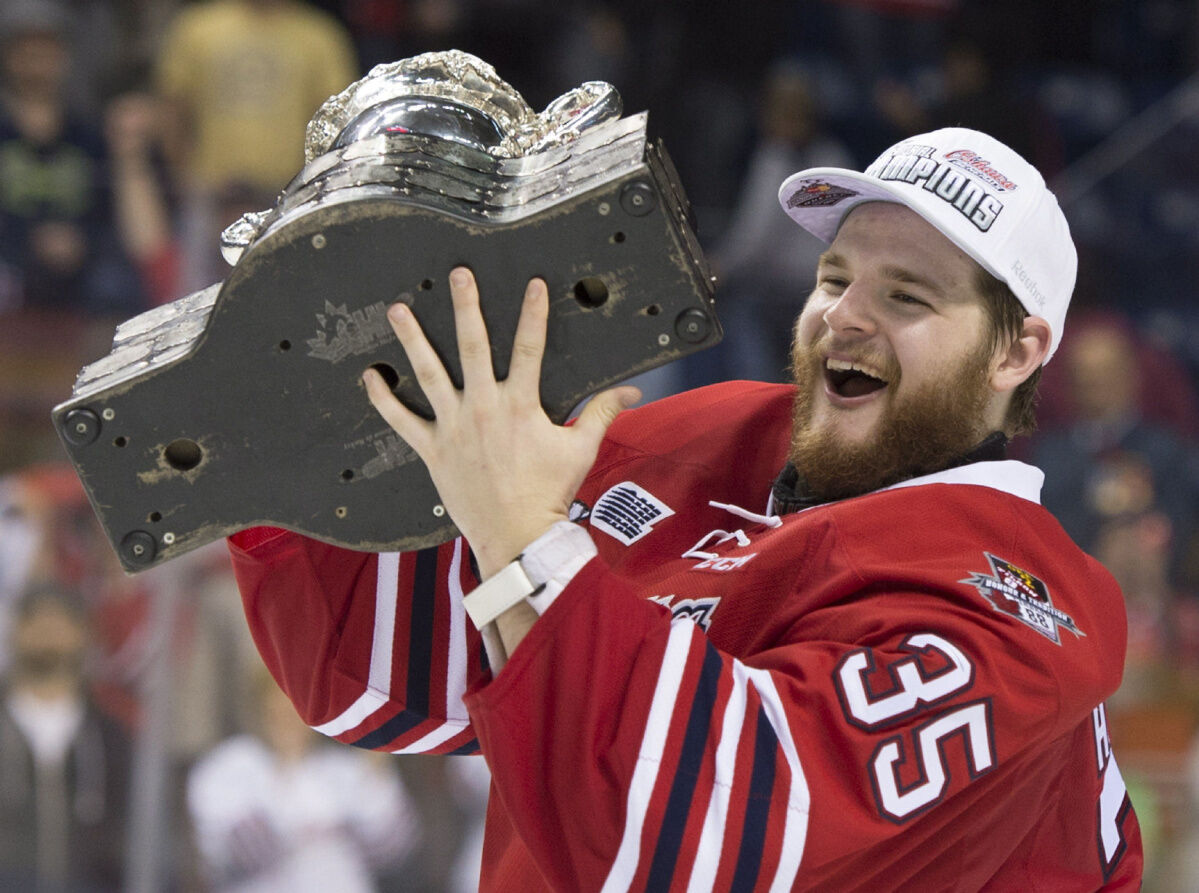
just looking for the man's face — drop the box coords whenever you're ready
[13,599,87,681]
[2,33,69,94]
[788,202,1000,499]
[1067,326,1138,423]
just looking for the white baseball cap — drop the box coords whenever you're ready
[777,127,1075,363]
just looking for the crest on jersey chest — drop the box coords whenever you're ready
[961,553,1085,644]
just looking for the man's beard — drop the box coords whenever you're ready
[788,334,994,501]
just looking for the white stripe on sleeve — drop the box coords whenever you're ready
[312,688,391,737]
[684,660,752,893]
[369,551,400,692]
[743,667,810,892]
[602,621,697,893]
[391,719,473,754]
[446,538,470,722]
[311,551,399,737]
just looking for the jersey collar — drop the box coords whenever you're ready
[879,460,1044,504]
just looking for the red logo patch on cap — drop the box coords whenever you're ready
[786,181,859,209]
[944,149,1018,192]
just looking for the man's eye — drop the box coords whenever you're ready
[892,292,926,306]
[821,276,848,290]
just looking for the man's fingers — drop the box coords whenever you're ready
[385,301,457,412]
[573,386,641,446]
[362,367,431,451]
[507,278,548,400]
[448,267,496,390]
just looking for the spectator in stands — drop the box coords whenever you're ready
[703,61,854,384]
[1032,315,1199,591]
[187,662,418,892]
[549,3,633,101]
[106,87,283,308]
[1091,496,1199,704]
[52,0,123,120]
[335,0,468,71]
[0,583,132,891]
[155,0,358,292]
[873,32,1043,167]
[105,90,179,307]
[1177,730,1199,889]
[816,0,958,87]
[0,465,99,671]
[0,474,44,663]
[0,0,146,316]
[1035,309,1199,443]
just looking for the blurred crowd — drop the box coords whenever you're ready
[3,0,1199,889]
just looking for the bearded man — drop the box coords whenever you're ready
[230,128,1143,891]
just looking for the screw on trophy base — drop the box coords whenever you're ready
[52,50,720,572]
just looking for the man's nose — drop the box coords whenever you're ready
[822,283,876,336]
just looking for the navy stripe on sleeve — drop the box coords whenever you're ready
[351,548,441,752]
[645,643,723,890]
[351,709,427,749]
[730,707,778,891]
[405,547,439,717]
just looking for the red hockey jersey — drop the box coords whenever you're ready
[229,381,1143,891]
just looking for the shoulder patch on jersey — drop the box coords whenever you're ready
[961,553,1085,644]
[568,499,591,522]
[590,482,674,545]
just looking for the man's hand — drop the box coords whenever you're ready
[362,267,639,579]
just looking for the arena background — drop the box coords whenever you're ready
[1,0,1198,889]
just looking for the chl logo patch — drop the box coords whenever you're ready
[786,180,860,208]
[591,482,674,545]
[961,553,1085,645]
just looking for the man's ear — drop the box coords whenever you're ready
[991,316,1051,394]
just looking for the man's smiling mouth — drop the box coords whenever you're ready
[825,358,888,398]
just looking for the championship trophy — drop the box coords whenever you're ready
[52,52,721,572]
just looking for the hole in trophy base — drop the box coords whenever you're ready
[370,363,401,390]
[164,439,203,471]
[574,277,609,308]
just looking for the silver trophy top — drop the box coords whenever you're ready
[219,50,629,265]
[304,49,622,162]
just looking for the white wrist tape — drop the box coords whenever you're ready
[463,559,543,629]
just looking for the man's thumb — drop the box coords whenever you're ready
[575,386,641,441]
